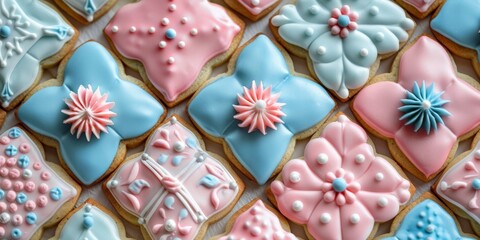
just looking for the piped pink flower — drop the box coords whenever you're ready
[233,81,286,135]
[62,85,116,141]
[328,5,358,38]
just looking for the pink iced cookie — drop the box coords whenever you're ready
[269,115,413,240]
[104,116,243,240]
[225,0,281,21]
[104,0,244,106]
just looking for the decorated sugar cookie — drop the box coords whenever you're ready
[394,0,444,19]
[52,199,131,240]
[269,114,413,240]
[270,0,415,100]
[188,35,335,184]
[104,116,243,240]
[431,0,480,78]
[377,193,476,240]
[435,131,480,235]
[54,0,117,24]
[352,36,480,181]
[17,41,166,185]
[225,0,281,21]
[0,127,81,240]
[0,0,77,110]
[104,0,244,107]
[213,199,297,240]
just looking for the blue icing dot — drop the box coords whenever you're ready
[11,228,21,239]
[0,189,4,200]
[172,156,184,166]
[17,155,29,169]
[8,128,21,139]
[16,192,27,204]
[332,178,347,192]
[165,28,176,39]
[83,216,94,229]
[164,196,175,209]
[186,138,196,148]
[337,15,350,28]
[0,25,10,39]
[179,208,188,220]
[5,145,17,157]
[26,212,37,225]
[50,187,62,201]
[157,154,168,165]
[472,178,480,190]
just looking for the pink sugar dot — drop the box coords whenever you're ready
[41,172,50,181]
[33,162,41,171]
[12,181,23,192]
[37,195,48,208]
[9,169,20,179]
[6,190,15,202]
[0,168,8,177]
[1,179,11,190]
[24,182,35,192]
[0,136,9,145]
[5,158,16,167]
[12,214,22,226]
[19,143,29,154]
[24,200,36,211]
[8,203,17,213]
[0,156,5,167]
[38,183,48,194]
[0,202,7,212]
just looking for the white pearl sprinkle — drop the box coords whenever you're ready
[213,25,220,31]
[251,226,261,236]
[350,214,360,224]
[178,41,186,49]
[169,4,176,11]
[292,200,303,212]
[161,18,170,26]
[244,221,251,229]
[317,46,326,55]
[109,180,118,187]
[129,26,136,33]
[159,41,167,48]
[378,197,388,207]
[317,153,328,164]
[426,224,435,233]
[355,154,365,164]
[374,32,385,42]
[148,27,156,33]
[190,28,198,36]
[304,27,314,37]
[289,171,301,183]
[111,26,119,33]
[320,213,331,224]
[251,0,260,6]
[474,150,480,160]
[360,48,369,57]
[375,172,384,181]
[181,17,188,24]
[22,169,32,179]
[167,57,175,64]
[369,6,379,16]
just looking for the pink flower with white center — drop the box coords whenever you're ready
[328,5,358,38]
[233,81,286,135]
[322,168,361,206]
[61,85,117,141]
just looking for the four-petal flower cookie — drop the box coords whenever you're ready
[352,36,480,181]
[271,0,415,100]
[188,35,335,184]
[104,0,244,106]
[17,41,166,185]
[0,0,77,110]
[270,115,412,240]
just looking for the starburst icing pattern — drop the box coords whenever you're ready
[61,85,116,141]
[399,81,451,134]
[233,81,286,135]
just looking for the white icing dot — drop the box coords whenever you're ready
[250,226,261,236]
[304,27,314,37]
[417,221,424,227]
[181,17,188,24]
[173,141,185,152]
[111,26,119,33]
[148,27,156,33]
[309,5,320,15]
[350,214,360,224]
[375,172,384,182]
[108,180,118,188]
[422,100,431,110]
[474,150,480,160]
[355,154,365,164]
[360,48,369,57]
[161,18,170,26]
[129,26,136,33]
[213,25,220,31]
[0,213,10,224]
[164,219,176,232]
[426,238,434,240]
[22,169,32,179]
[316,153,328,164]
[369,6,379,16]
[178,41,186,49]
[253,215,261,222]
[374,32,384,42]
[292,200,303,212]
[317,46,326,55]
[378,197,388,207]
[417,232,423,238]
[168,4,176,11]
[244,221,251,229]
[159,41,167,48]
[190,28,198,36]
[167,57,175,64]
[289,171,301,183]
[439,181,448,191]
[426,224,435,233]
[320,213,331,224]
[251,0,260,6]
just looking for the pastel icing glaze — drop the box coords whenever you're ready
[0,0,75,108]
[431,0,480,62]
[352,36,480,178]
[17,42,165,185]
[381,199,475,240]
[0,127,77,240]
[403,0,435,12]
[237,0,278,15]
[218,200,297,240]
[63,0,109,22]
[188,35,335,184]
[270,115,411,240]
[437,140,480,225]
[271,0,414,99]
[106,117,240,240]
[104,0,242,103]
[59,203,120,240]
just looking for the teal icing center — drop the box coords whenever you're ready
[0,25,11,38]
[332,178,347,192]
[472,178,480,190]
[337,15,350,28]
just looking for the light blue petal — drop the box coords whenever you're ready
[59,129,121,185]
[356,25,400,54]
[18,85,71,139]
[225,124,293,184]
[278,76,334,134]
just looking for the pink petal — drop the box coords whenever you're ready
[356,156,410,194]
[352,81,404,138]
[331,26,340,35]
[339,201,374,239]
[336,194,346,206]
[281,159,324,190]
[340,5,350,14]
[398,36,455,91]
[323,191,335,203]
[331,8,341,17]
[442,79,480,136]
[342,144,375,179]
[304,138,342,180]
[348,22,357,30]
[306,201,341,240]
[340,28,349,38]
[328,18,338,26]
[356,191,401,222]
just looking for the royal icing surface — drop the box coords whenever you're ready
[403,0,435,12]
[188,35,335,184]
[218,200,297,240]
[0,0,74,108]
[63,0,109,22]
[381,199,475,240]
[352,36,480,178]
[431,0,480,62]
[270,115,411,240]
[437,141,480,225]
[104,0,241,103]
[17,42,164,185]
[271,0,414,99]
[59,203,120,240]
[0,127,77,240]
[237,0,278,15]
[107,117,240,240]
